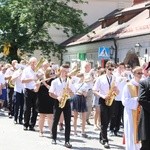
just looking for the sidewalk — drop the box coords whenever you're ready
[0,110,125,150]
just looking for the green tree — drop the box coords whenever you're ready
[0,0,87,62]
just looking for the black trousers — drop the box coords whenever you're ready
[140,140,150,150]
[7,87,14,116]
[109,101,124,132]
[52,100,71,143]
[99,99,115,143]
[24,89,37,128]
[14,91,24,122]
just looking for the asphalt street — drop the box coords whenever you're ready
[0,110,125,150]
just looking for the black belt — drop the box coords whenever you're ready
[25,88,35,92]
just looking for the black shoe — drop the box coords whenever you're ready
[104,142,110,149]
[114,131,118,136]
[19,121,23,125]
[29,127,35,131]
[14,120,17,124]
[82,133,88,138]
[65,142,72,148]
[59,123,64,131]
[86,119,91,125]
[51,139,56,144]
[99,140,105,145]
[9,115,12,118]
[23,126,28,131]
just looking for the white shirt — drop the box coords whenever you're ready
[21,66,36,90]
[4,67,14,83]
[0,71,6,89]
[49,77,74,97]
[12,69,24,93]
[93,74,115,99]
[74,81,88,94]
[114,72,127,101]
[84,71,94,90]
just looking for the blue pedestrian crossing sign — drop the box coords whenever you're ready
[98,47,110,59]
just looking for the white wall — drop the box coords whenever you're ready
[48,0,133,45]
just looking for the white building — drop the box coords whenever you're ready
[62,0,150,67]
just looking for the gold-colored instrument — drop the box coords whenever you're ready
[59,80,70,108]
[105,81,117,106]
[8,79,15,88]
[34,57,45,72]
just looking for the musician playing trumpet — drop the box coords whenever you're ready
[93,61,119,149]
[49,64,74,148]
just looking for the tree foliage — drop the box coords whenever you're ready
[0,0,87,62]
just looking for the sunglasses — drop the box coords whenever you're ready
[136,72,143,75]
[108,68,114,71]
[50,72,55,75]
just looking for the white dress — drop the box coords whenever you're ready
[122,79,141,150]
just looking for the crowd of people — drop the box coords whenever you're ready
[0,57,150,150]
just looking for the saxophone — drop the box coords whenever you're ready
[105,80,117,106]
[59,79,70,108]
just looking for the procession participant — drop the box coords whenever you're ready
[35,67,55,137]
[21,57,38,131]
[49,64,74,148]
[5,60,18,118]
[93,61,119,149]
[109,62,127,136]
[11,64,25,124]
[72,73,88,137]
[122,66,142,150]
[141,62,148,80]
[83,62,94,125]
[138,62,150,150]
[92,67,105,130]
[0,65,7,108]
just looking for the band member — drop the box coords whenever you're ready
[109,62,127,136]
[35,67,55,137]
[122,66,143,150]
[11,64,25,124]
[49,64,74,148]
[138,62,150,150]
[5,60,18,118]
[93,61,119,149]
[21,57,38,131]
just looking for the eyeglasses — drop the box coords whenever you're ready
[50,72,55,75]
[136,72,143,75]
[108,68,114,71]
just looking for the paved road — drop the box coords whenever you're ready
[0,110,125,150]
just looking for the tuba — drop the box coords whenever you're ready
[59,79,70,108]
[105,81,117,106]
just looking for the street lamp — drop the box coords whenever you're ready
[110,46,115,59]
[134,43,142,56]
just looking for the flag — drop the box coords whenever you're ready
[3,43,11,56]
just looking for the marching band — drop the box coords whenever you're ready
[0,57,150,150]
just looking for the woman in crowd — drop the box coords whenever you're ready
[92,67,105,130]
[35,67,55,137]
[72,73,88,138]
